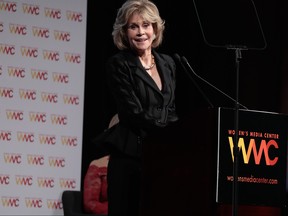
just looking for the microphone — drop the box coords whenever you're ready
[174,53,214,108]
[180,55,248,110]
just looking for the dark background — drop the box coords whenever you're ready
[82,0,288,213]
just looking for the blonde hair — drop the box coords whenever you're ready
[112,0,165,50]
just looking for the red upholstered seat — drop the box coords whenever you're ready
[83,163,108,215]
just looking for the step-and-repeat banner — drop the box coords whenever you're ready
[0,0,87,215]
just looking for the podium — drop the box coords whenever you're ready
[140,107,288,216]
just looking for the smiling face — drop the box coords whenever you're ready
[126,12,154,55]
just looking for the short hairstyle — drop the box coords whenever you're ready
[112,0,165,50]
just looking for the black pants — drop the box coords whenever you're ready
[107,153,141,216]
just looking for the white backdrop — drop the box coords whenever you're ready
[0,0,87,215]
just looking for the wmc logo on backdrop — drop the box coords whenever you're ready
[0,0,87,215]
[216,108,288,207]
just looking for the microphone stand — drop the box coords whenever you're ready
[227,46,246,216]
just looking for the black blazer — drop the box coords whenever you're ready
[103,49,178,158]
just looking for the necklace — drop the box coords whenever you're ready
[143,55,155,70]
[144,62,155,70]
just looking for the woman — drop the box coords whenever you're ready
[105,0,178,215]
